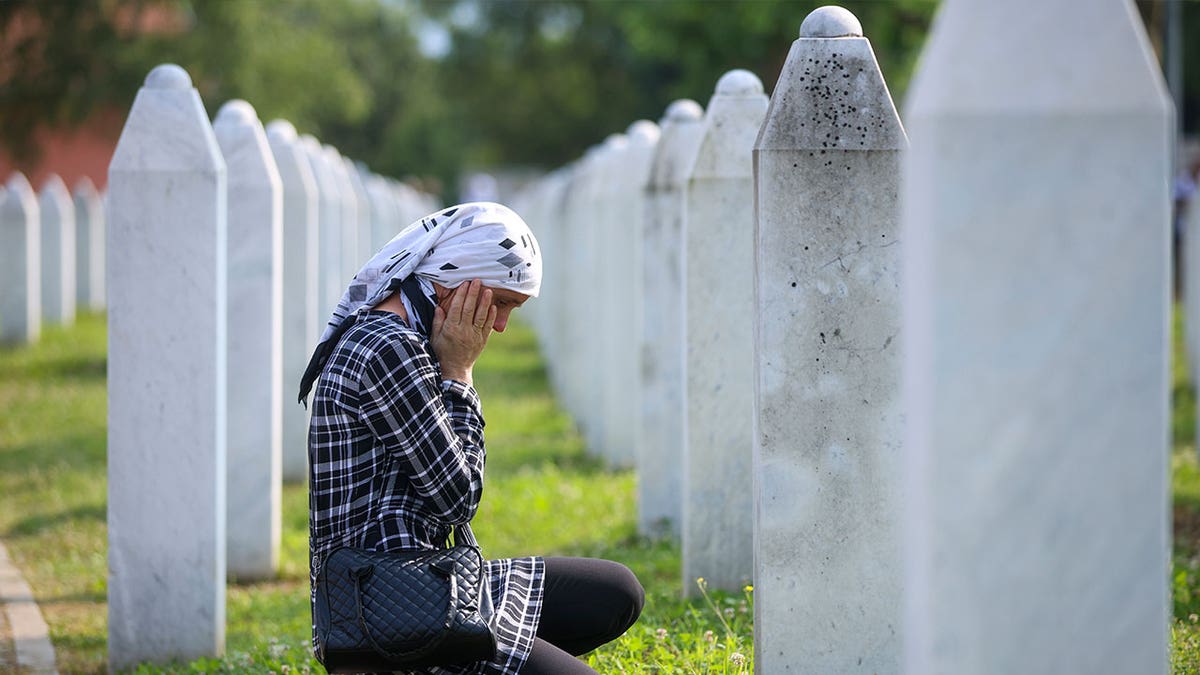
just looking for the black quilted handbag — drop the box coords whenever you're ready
[313,526,496,673]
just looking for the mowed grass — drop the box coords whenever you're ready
[12,308,1200,672]
[0,313,752,674]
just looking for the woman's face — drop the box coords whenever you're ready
[435,283,530,333]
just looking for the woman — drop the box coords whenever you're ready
[299,202,643,674]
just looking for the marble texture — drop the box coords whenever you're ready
[214,100,283,581]
[901,1,1171,673]
[325,145,360,286]
[73,177,106,311]
[266,119,318,483]
[299,135,343,322]
[0,173,41,344]
[106,63,227,669]
[681,70,766,596]
[343,156,373,265]
[639,99,704,540]
[38,174,76,326]
[604,121,659,469]
[753,10,908,671]
[596,134,630,465]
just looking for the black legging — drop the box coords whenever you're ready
[520,557,644,674]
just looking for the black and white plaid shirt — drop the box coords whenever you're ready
[309,310,545,674]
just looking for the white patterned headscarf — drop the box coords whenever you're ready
[299,201,541,403]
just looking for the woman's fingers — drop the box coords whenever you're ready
[474,288,493,328]
[461,279,481,325]
[432,304,445,337]
[447,279,468,325]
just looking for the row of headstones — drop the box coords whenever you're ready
[103,64,438,670]
[0,172,105,344]
[515,1,1172,672]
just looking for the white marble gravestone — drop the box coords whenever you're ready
[73,177,105,311]
[325,145,361,285]
[682,70,767,597]
[0,173,41,344]
[753,7,908,671]
[639,99,704,539]
[107,63,227,669]
[901,1,1171,673]
[603,121,659,469]
[343,157,374,264]
[299,135,343,322]
[266,119,319,483]
[214,99,283,581]
[39,174,76,326]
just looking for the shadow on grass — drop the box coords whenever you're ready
[0,434,107,476]
[4,503,106,538]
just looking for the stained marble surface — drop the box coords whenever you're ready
[681,70,766,597]
[753,8,907,671]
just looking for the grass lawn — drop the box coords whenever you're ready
[0,313,752,674]
[5,308,1199,672]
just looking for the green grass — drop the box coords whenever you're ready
[0,313,752,674]
[10,306,1200,673]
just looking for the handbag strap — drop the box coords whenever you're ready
[450,523,480,549]
[352,561,458,661]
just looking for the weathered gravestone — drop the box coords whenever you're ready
[213,99,282,581]
[640,99,704,539]
[73,177,106,311]
[682,69,766,596]
[39,174,76,326]
[603,121,660,469]
[266,119,319,483]
[325,145,360,287]
[0,173,41,344]
[753,6,907,671]
[299,134,343,322]
[107,63,227,669]
[597,134,630,465]
[901,1,1171,672]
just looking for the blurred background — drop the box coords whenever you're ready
[0,0,1195,204]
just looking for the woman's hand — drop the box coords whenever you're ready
[430,279,496,386]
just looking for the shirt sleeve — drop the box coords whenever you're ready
[356,335,485,524]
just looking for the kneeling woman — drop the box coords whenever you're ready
[299,203,643,674]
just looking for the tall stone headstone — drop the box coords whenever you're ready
[0,173,41,344]
[901,1,1171,673]
[639,99,705,539]
[682,70,767,596]
[213,100,283,581]
[299,134,343,321]
[39,174,76,326]
[266,119,318,484]
[324,145,360,284]
[73,177,106,311]
[753,7,907,671]
[602,121,660,469]
[343,156,373,264]
[107,63,227,669]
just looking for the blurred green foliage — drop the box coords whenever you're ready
[0,0,942,198]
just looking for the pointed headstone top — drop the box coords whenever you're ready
[73,175,99,197]
[40,173,69,196]
[265,119,298,142]
[6,172,34,195]
[626,120,661,146]
[800,6,863,38]
[144,64,192,90]
[716,69,764,96]
[664,99,704,124]
[214,99,258,127]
